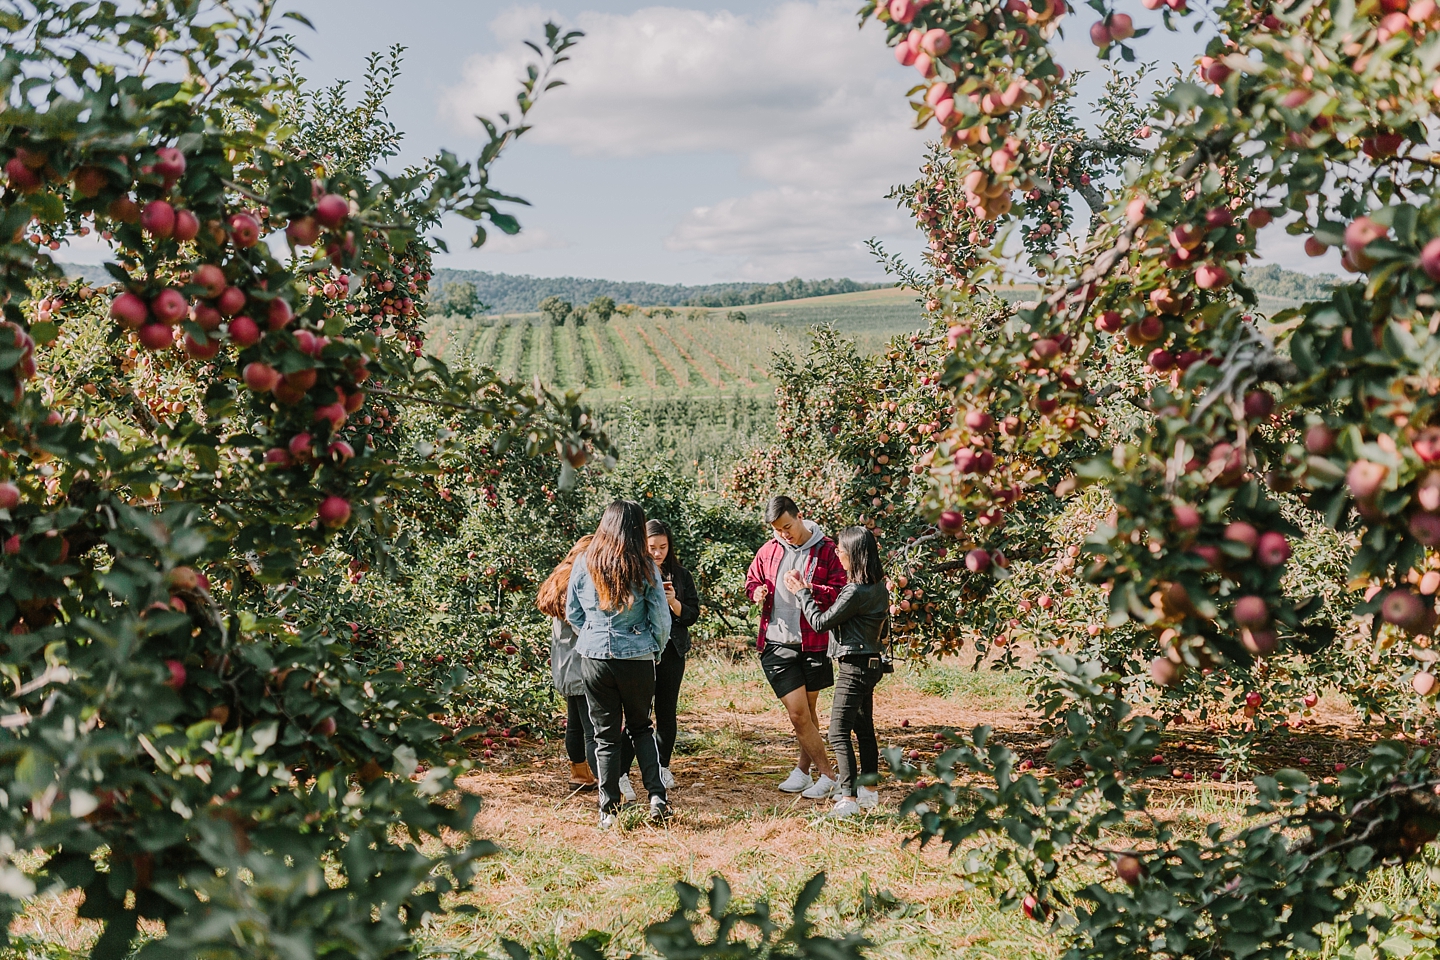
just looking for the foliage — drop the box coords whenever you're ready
[435,279,483,318]
[0,5,607,957]
[430,268,884,315]
[1246,263,1343,303]
[853,0,1440,951]
[538,295,573,326]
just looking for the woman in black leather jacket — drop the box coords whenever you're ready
[784,525,889,816]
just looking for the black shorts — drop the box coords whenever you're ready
[760,643,833,698]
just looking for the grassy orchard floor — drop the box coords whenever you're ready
[6,648,1435,960]
[419,650,1423,960]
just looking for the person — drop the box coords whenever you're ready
[784,526,889,817]
[744,495,846,799]
[537,535,597,791]
[566,500,673,828]
[617,519,699,799]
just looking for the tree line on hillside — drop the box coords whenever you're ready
[429,268,883,314]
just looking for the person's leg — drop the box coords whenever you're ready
[828,663,862,797]
[779,685,834,779]
[616,659,666,802]
[581,658,624,813]
[856,670,880,780]
[653,646,686,768]
[565,695,587,764]
[577,695,598,775]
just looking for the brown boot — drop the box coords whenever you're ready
[569,762,597,789]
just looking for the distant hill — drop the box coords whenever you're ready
[1245,264,1340,302]
[431,269,884,314]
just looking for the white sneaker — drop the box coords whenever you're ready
[802,774,837,799]
[618,775,636,802]
[660,766,676,790]
[830,796,860,818]
[777,768,812,793]
[598,811,617,830]
[857,786,880,809]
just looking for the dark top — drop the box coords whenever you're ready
[797,582,890,659]
[664,564,701,657]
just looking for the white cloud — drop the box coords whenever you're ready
[441,1,927,277]
[478,226,570,255]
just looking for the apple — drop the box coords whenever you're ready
[183,333,219,360]
[965,410,994,432]
[1242,628,1278,656]
[1255,531,1291,566]
[1195,264,1232,289]
[228,213,261,247]
[343,389,365,414]
[1345,216,1387,256]
[1147,348,1175,371]
[1245,691,1263,708]
[1420,473,1440,511]
[1096,310,1124,332]
[267,298,294,330]
[938,509,965,533]
[314,716,338,737]
[1150,657,1180,686]
[894,41,919,66]
[1304,424,1335,454]
[314,193,350,228]
[166,566,200,591]
[1422,570,1440,595]
[1090,20,1112,44]
[328,440,355,461]
[263,448,291,466]
[1109,12,1134,38]
[1303,693,1319,707]
[151,288,189,325]
[965,548,991,572]
[1409,512,1440,546]
[1421,238,1440,281]
[109,292,149,328]
[288,432,314,459]
[1234,595,1270,628]
[0,482,19,510]
[154,146,186,181]
[286,216,321,246]
[1169,225,1203,250]
[216,286,246,317]
[1346,459,1388,500]
[228,315,261,347]
[1304,236,1328,257]
[1172,503,1201,530]
[1247,208,1273,228]
[193,264,226,298]
[72,165,107,197]
[313,403,346,431]
[4,157,41,193]
[137,324,174,351]
[107,195,141,222]
[140,200,176,238]
[172,209,199,242]
[920,27,951,55]
[164,659,187,690]
[192,303,222,331]
[2,534,19,554]
[1414,671,1438,696]
[319,495,352,528]
[1382,588,1429,633]
[243,362,281,392]
[1223,521,1258,553]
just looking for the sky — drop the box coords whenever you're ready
[64,0,1341,284]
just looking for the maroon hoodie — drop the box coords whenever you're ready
[744,522,846,653]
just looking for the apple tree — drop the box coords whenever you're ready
[859,0,1440,952]
[0,3,610,957]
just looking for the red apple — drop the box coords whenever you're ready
[109,292,149,328]
[288,432,314,459]
[0,482,19,510]
[267,298,294,330]
[1347,459,1389,500]
[183,333,219,360]
[1247,208,1273,228]
[2,534,19,554]
[192,303,222,331]
[193,264,226,298]
[243,362,281,393]
[1195,264,1232,289]
[141,200,176,238]
[965,410,994,432]
[1109,12,1134,38]
[1305,424,1335,454]
[1345,216,1387,256]
[1090,20,1112,44]
[154,146,186,181]
[314,193,349,228]
[286,216,321,246]
[150,288,188,325]
[1409,512,1440,546]
[1304,236,1328,257]
[1421,238,1440,281]
[319,495,352,528]
[965,548,991,572]
[1150,657,1180,686]
[1224,521,1258,554]
[216,286,247,317]
[1242,628,1279,656]
[1234,595,1270,628]
[1382,588,1429,633]
[1173,503,1201,530]
[1414,671,1438,696]
[137,324,174,351]
[939,509,965,533]
[328,440,355,461]
[228,315,261,347]
[1255,531,1291,566]
[172,209,199,243]
[228,213,261,247]
[164,659,187,690]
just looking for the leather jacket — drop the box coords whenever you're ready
[796,582,889,659]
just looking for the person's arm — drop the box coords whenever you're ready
[565,560,588,631]
[648,568,672,653]
[674,567,701,630]
[807,543,847,608]
[744,548,769,604]
[796,583,860,633]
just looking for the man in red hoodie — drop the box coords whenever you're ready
[745,495,848,797]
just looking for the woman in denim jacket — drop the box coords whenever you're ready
[566,500,672,827]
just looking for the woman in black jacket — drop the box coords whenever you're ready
[784,525,889,817]
[618,519,700,794]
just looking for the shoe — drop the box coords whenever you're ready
[598,811,618,830]
[778,768,813,793]
[660,766,676,790]
[802,774,837,799]
[649,796,672,822]
[618,775,637,802]
[830,796,860,818]
[857,786,879,809]
[569,762,597,789]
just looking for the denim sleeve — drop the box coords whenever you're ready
[565,559,588,632]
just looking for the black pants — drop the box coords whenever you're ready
[564,694,597,773]
[622,644,686,770]
[581,656,666,812]
[830,657,884,797]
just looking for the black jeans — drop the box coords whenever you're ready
[581,656,666,812]
[565,694,597,773]
[829,657,884,797]
[622,644,686,770]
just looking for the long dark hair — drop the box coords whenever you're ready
[587,500,652,611]
[836,526,881,585]
[645,518,683,580]
[536,535,594,619]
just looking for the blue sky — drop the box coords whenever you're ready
[66,1,1337,283]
